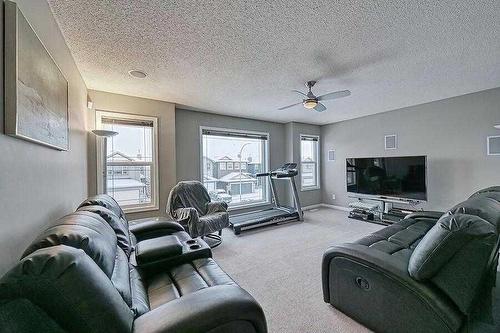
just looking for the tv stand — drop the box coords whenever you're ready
[348,195,422,225]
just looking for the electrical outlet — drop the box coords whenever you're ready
[331,193,336,200]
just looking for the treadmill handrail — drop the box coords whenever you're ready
[255,172,270,177]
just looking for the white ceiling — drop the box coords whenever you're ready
[48,0,500,125]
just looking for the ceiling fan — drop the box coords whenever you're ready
[278,81,351,112]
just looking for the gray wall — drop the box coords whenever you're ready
[285,122,322,207]
[87,90,177,220]
[0,1,88,275]
[321,87,500,211]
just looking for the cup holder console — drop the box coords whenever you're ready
[189,244,201,250]
[186,239,197,245]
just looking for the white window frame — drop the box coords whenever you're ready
[199,126,270,210]
[300,134,320,191]
[219,162,226,170]
[227,162,233,170]
[96,110,159,213]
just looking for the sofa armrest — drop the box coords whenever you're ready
[322,244,463,333]
[206,201,228,214]
[129,218,185,242]
[404,211,444,221]
[132,285,267,333]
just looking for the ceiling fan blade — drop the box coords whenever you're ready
[292,89,308,97]
[317,90,351,101]
[314,102,327,112]
[278,101,302,110]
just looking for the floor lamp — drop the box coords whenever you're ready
[92,130,118,194]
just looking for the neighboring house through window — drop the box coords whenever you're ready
[201,127,269,209]
[300,134,320,190]
[96,111,159,212]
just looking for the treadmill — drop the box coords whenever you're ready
[230,163,304,235]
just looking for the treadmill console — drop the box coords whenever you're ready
[271,163,298,178]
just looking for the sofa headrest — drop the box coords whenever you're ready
[449,189,500,231]
[21,211,117,278]
[77,205,131,257]
[469,186,500,198]
[408,213,496,281]
[78,194,126,221]
[0,245,134,333]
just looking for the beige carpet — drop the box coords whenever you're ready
[212,208,383,333]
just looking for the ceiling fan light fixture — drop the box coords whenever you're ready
[303,99,318,109]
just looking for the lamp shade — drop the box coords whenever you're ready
[92,130,118,137]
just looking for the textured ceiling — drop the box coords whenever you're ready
[48,0,500,125]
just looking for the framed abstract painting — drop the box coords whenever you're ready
[4,0,69,151]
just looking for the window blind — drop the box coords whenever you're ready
[102,117,153,127]
[202,128,268,140]
[301,135,319,142]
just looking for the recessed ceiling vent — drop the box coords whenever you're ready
[128,70,148,79]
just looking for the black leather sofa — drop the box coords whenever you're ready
[0,195,267,333]
[322,186,500,333]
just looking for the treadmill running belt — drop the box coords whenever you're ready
[230,209,293,226]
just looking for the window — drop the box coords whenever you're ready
[219,163,226,170]
[96,111,159,212]
[300,135,320,190]
[201,127,269,209]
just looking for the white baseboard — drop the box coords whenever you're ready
[302,204,324,211]
[302,203,350,212]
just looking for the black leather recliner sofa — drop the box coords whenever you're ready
[322,186,500,333]
[0,195,267,333]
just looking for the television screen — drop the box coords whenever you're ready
[346,156,427,201]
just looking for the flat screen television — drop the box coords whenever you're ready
[346,156,427,201]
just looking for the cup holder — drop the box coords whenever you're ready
[189,244,201,250]
[186,239,197,245]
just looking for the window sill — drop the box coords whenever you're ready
[123,204,160,214]
[227,201,271,212]
[301,186,320,192]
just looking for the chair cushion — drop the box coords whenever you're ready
[167,181,211,217]
[408,213,496,280]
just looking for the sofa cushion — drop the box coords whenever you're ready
[408,213,496,280]
[77,205,132,256]
[355,218,435,261]
[0,246,134,333]
[22,211,118,278]
[78,194,127,221]
[147,258,236,310]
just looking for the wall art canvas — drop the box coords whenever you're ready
[4,1,69,150]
